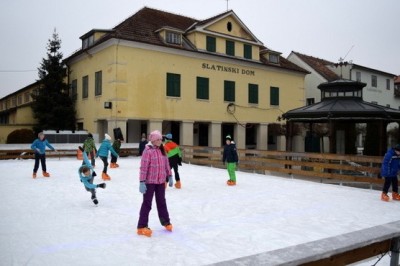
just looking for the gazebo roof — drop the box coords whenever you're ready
[283,79,400,122]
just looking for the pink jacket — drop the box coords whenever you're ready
[139,144,171,184]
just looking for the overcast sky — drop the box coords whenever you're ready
[1,0,399,98]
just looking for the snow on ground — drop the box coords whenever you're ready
[0,154,399,265]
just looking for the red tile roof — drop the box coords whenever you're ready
[66,7,307,73]
[292,51,339,81]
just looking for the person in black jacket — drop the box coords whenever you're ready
[222,135,239,186]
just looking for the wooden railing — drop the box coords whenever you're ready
[0,145,383,185]
[180,146,384,185]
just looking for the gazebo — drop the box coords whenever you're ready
[282,79,400,156]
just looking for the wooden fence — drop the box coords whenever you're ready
[180,145,384,186]
[0,145,384,185]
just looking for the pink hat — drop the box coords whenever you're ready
[149,130,162,142]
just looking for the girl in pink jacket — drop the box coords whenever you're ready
[137,130,173,237]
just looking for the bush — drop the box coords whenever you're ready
[7,129,35,144]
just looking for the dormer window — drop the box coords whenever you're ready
[269,54,279,64]
[166,31,181,45]
[82,35,94,49]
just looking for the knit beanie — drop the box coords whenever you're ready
[149,130,162,142]
[105,133,112,141]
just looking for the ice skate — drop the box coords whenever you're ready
[91,195,98,205]
[110,163,117,168]
[175,181,181,189]
[102,172,111,180]
[137,227,152,237]
[32,173,37,178]
[164,223,173,231]
[42,171,50,177]
[381,192,390,202]
[392,192,400,201]
[227,180,236,186]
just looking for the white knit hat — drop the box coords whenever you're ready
[105,133,112,140]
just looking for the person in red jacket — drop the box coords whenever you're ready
[163,133,182,189]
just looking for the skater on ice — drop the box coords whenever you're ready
[163,133,183,189]
[380,144,400,201]
[222,135,238,186]
[97,133,119,181]
[79,147,106,205]
[31,131,56,178]
[137,130,173,237]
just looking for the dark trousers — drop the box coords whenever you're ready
[33,153,46,173]
[383,176,399,194]
[171,164,180,181]
[137,183,170,228]
[100,156,108,173]
[85,177,96,199]
[111,154,118,164]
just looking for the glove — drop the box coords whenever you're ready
[139,181,147,194]
[168,176,173,187]
[97,183,106,189]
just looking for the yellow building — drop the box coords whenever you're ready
[0,82,39,143]
[64,7,307,149]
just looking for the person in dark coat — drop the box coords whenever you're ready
[380,144,400,201]
[139,133,147,156]
[222,135,239,186]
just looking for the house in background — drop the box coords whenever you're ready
[0,81,40,143]
[287,51,398,108]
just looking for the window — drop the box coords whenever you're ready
[356,71,361,82]
[244,44,252,59]
[82,35,94,49]
[371,75,377,87]
[386,104,391,108]
[306,98,315,105]
[248,83,258,104]
[196,77,209,100]
[24,92,30,103]
[226,40,235,56]
[206,36,216,52]
[166,31,181,45]
[71,79,77,100]
[82,75,88,99]
[270,87,279,106]
[224,80,235,102]
[166,73,181,97]
[17,95,22,105]
[269,54,279,64]
[95,71,102,96]
[386,79,390,90]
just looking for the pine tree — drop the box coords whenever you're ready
[31,29,76,132]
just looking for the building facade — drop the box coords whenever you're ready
[65,7,307,149]
[287,51,398,108]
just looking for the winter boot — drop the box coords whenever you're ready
[393,192,400,201]
[175,181,181,189]
[43,171,50,177]
[227,180,236,186]
[110,163,116,168]
[91,195,98,205]
[164,223,173,232]
[32,172,37,179]
[381,192,390,202]
[137,227,152,237]
[102,172,111,181]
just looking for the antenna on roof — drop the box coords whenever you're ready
[339,45,354,63]
[225,0,230,11]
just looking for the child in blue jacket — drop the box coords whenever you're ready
[31,132,56,178]
[79,147,106,205]
[97,133,119,181]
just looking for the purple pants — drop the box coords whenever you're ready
[137,183,170,228]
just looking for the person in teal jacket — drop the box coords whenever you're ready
[78,147,106,205]
[31,132,56,178]
[96,133,119,181]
